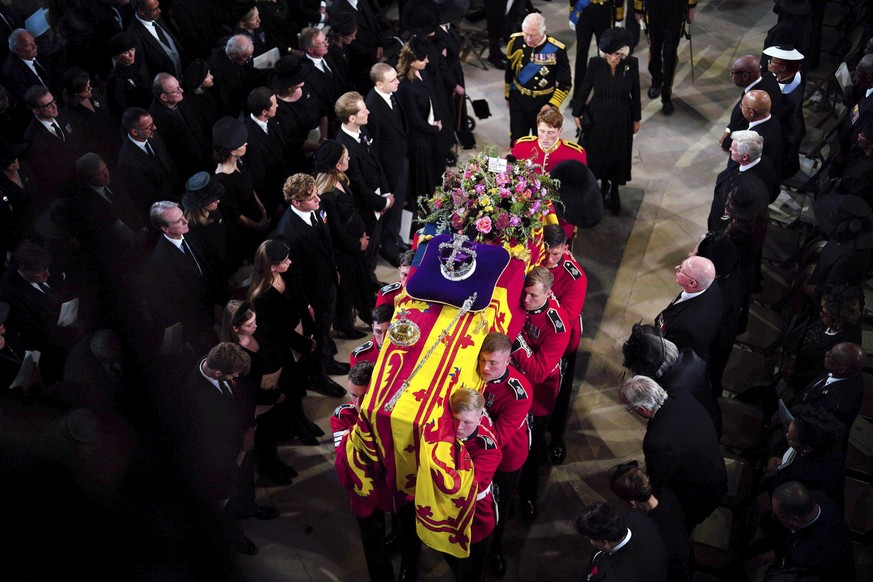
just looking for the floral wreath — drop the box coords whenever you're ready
[419,147,559,247]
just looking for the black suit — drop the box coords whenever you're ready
[243,116,291,215]
[709,164,774,231]
[23,115,86,202]
[148,101,211,181]
[789,373,864,430]
[127,15,183,78]
[330,0,387,93]
[147,235,216,345]
[659,347,721,438]
[274,207,338,361]
[335,127,390,235]
[723,73,783,149]
[365,88,409,252]
[207,48,261,119]
[304,54,345,135]
[1,55,60,105]
[643,391,727,529]
[584,512,668,582]
[656,284,725,361]
[117,135,179,218]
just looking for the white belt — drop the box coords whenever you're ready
[476,483,493,501]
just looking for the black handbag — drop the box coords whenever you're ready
[468,96,491,120]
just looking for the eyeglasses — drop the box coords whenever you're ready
[674,265,698,285]
[37,99,57,109]
[729,70,749,77]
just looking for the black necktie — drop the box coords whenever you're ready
[145,140,156,157]
[180,239,203,275]
[310,212,319,227]
[389,94,397,110]
[221,380,234,397]
[51,121,65,141]
[153,23,170,48]
[322,60,332,76]
[103,187,114,201]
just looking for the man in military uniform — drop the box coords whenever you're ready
[505,13,572,145]
[478,332,532,578]
[569,0,624,107]
[349,304,393,366]
[634,0,696,115]
[541,225,587,466]
[511,266,570,524]
[512,106,587,172]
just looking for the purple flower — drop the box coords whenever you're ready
[515,181,527,193]
[509,215,521,227]
[452,188,466,205]
[495,213,511,229]
[475,216,492,234]
[499,187,511,198]
[451,213,464,229]
[474,183,485,194]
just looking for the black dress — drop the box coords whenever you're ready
[214,162,263,262]
[320,184,374,329]
[63,98,122,166]
[572,55,641,185]
[397,73,441,203]
[275,92,320,173]
[185,207,234,284]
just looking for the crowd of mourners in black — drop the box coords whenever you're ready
[1,0,873,580]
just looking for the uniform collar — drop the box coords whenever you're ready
[487,368,509,384]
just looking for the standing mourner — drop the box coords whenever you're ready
[634,0,696,115]
[572,28,641,215]
[505,13,572,145]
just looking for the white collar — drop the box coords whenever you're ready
[163,233,185,249]
[609,528,633,554]
[744,76,763,93]
[677,289,705,303]
[250,113,269,134]
[374,87,393,106]
[291,204,313,225]
[747,115,771,129]
[739,157,762,172]
[780,71,802,94]
[341,124,361,141]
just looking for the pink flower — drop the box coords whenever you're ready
[434,198,443,208]
[451,213,464,229]
[474,183,485,194]
[515,181,527,193]
[509,215,521,227]
[452,189,466,205]
[475,216,492,234]
[495,213,510,229]
[499,187,511,198]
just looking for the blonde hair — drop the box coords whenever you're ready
[184,206,212,227]
[396,44,418,82]
[315,146,350,194]
[450,388,485,414]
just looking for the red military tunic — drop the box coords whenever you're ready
[349,339,379,367]
[484,365,532,473]
[511,136,587,174]
[545,253,588,354]
[375,281,402,307]
[331,402,395,517]
[511,296,570,417]
[459,415,502,543]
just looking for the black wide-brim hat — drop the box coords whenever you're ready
[330,11,357,35]
[435,0,469,24]
[727,177,769,220]
[182,171,225,210]
[269,55,312,90]
[109,32,136,56]
[550,160,603,229]
[599,27,632,54]
[212,117,248,150]
[402,0,440,35]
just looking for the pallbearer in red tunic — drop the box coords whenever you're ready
[349,304,394,366]
[331,361,419,581]
[478,332,532,578]
[511,266,570,525]
[444,388,502,582]
[541,225,588,465]
[511,106,587,174]
[375,249,414,307]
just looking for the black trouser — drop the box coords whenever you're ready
[645,11,683,101]
[573,4,613,103]
[485,0,508,43]
[517,413,550,504]
[356,509,395,582]
[547,352,577,445]
[508,91,552,145]
[445,534,492,582]
[381,158,410,255]
[490,468,521,555]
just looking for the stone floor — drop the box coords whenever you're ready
[239,1,871,580]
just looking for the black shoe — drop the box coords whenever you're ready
[548,440,566,465]
[609,186,621,215]
[662,100,674,115]
[489,552,507,578]
[237,536,259,555]
[248,503,281,520]
[647,86,661,99]
[311,375,347,397]
[520,499,537,524]
[488,53,507,70]
[323,359,351,376]
[600,179,610,199]
[398,562,417,582]
[466,8,486,22]
[300,417,325,437]
[398,241,411,252]
[262,459,298,479]
[336,327,367,340]
[296,426,320,446]
[385,531,401,555]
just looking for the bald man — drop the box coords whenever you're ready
[720,55,782,152]
[734,90,784,174]
[655,256,725,361]
[785,342,867,429]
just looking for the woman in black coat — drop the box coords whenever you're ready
[572,28,641,215]
[105,33,152,121]
[314,140,374,335]
[396,37,443,209]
